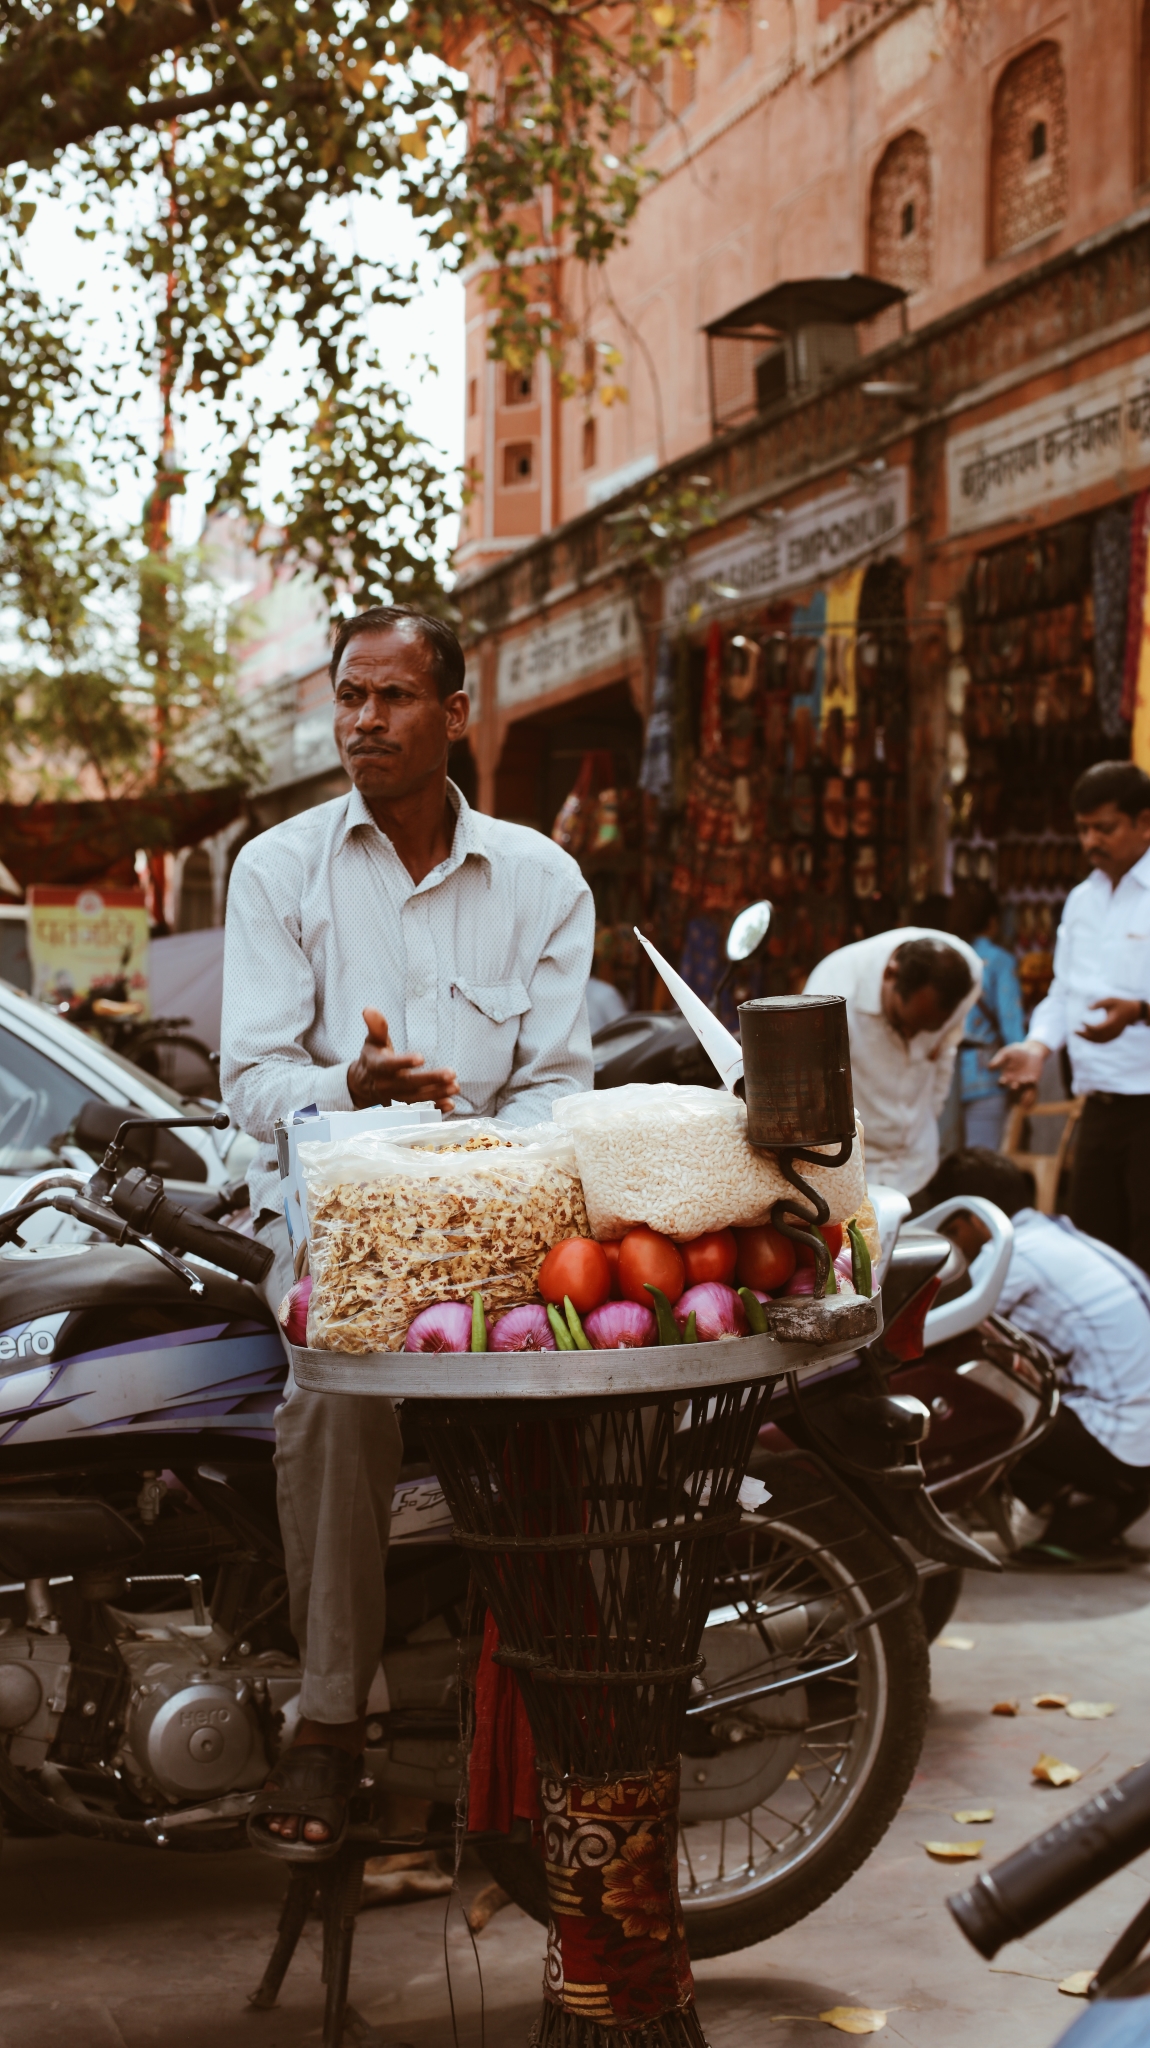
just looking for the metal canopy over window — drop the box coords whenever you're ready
[703,273,908,436]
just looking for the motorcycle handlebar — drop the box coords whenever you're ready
[109,1169,274,1287]
[948,1757,1150,1959]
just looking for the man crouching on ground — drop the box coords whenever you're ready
[221,605,594,1857]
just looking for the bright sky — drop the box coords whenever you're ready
[21,168,466,564]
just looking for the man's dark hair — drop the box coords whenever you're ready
[1071,760,1150,820]
[950,881,999,943]
[911,1146,1036,1218]
[889,936,974,1013]
[329,606,465,702]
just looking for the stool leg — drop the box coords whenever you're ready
[248,1865,318,2011]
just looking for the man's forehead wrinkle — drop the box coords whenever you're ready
[335,626,436,685]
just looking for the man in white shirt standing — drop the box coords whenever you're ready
[917,1148,1150,1565]
[992,762,1150,1274]
[221,606,594,1857]
[804,929,981,1194]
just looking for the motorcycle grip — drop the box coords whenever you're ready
[162,1203,275,1286]
[948,1757,1150,1959]
[109,1170,274,1287]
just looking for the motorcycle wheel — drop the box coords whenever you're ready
[478,1485,931,1957]
[918,1567,964,1644]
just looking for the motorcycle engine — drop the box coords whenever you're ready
[114,1632,299,1804]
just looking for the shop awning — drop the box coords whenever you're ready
[0,787,247,889]
[705,273,908,338]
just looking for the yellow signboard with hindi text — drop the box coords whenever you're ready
[26,885,151,1015]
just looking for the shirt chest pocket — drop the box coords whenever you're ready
[451,978,532,1086]
[1108,922,1150,995]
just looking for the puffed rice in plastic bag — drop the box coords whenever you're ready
[300,1119,589,1354]
[552,1084,867,1242]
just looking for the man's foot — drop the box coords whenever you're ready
[263,1716,365,1845]
[247,1716,366,1859]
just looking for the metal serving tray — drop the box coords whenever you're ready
[289,1292,881,1399]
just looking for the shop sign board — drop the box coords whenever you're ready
[663,471,909,627]
[26,885,151,1014]
[496,595,639,710]
[947,355,1150,536]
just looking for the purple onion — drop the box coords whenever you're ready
[279,1274,312,1346]
[405,1300,476,1352]
[583,1300,656,1349]
[490,1304,558,1352]
[673,1282,748,1342]
[834,1248,856,1294]
[778,1267,815,1297]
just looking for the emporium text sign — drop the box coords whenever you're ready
[663,471,908,627]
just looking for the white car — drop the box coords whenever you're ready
[0,978,255,1203]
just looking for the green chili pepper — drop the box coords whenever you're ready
[645,1284,681,1346]
[847,1218,873,1298]
[471,1292,488,1351]
[683,1310,698,1343]
[564,1295,592,1351]
[739,1286,769,1335]
[547,1302,575,1351]
[824,1254,838,1295]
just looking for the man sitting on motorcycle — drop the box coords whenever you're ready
[917,1148,1150,1568]
[220,606,594,1856]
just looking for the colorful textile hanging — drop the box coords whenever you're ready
[639,636,675,808]
[700,621,724,758]
[1093,502,1133,739]
[1120,490,1150,727]
[822,565,865,729]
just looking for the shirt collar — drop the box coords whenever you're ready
[340,779,492,880]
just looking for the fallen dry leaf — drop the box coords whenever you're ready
[937,1634,975,1650]
[1033,1692,1071,1709]
[1058,1971,1095,1997]
[991,1699,1019,1716]
[818,2010,887,2036]
[467,1880,511,1933]
[1065,1701,1116,1720]
[1033,1753,1082,1787]
[924,1839,984,1860]
[953,1806,995,1824]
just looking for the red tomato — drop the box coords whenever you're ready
[617,1226,686,1309]
[795,1222,844,1269]
[600,1241,623,1297]
[681,1229,738,1287]
[734,1223,796,1294]
[538,1238,612,1315]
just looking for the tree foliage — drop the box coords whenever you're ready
[0,0,710,792]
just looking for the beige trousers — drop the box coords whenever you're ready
[262,1217,404,1724]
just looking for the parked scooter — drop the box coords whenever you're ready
[0,1095,1053,1959]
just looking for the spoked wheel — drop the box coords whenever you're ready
[479,1468,931,1958]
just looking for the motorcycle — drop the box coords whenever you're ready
[0,1097,1056,1962]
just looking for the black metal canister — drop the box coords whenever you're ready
[737,994,855,1150]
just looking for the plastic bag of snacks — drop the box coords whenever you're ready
[552,1084,868,1243]
[300,1120,589,1354]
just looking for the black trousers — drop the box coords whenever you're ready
[1011,1403,1150,1552]
[1068,1093,1150,1278]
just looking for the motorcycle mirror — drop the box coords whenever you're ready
[726,901,772,962]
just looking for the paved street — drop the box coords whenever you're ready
[3,1556,1150,2048]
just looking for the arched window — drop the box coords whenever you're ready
[868,131,933,293]
[177,848,215,932]
[990,41,1068,258]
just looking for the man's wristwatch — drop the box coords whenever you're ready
[1140,1001,1150,1027]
